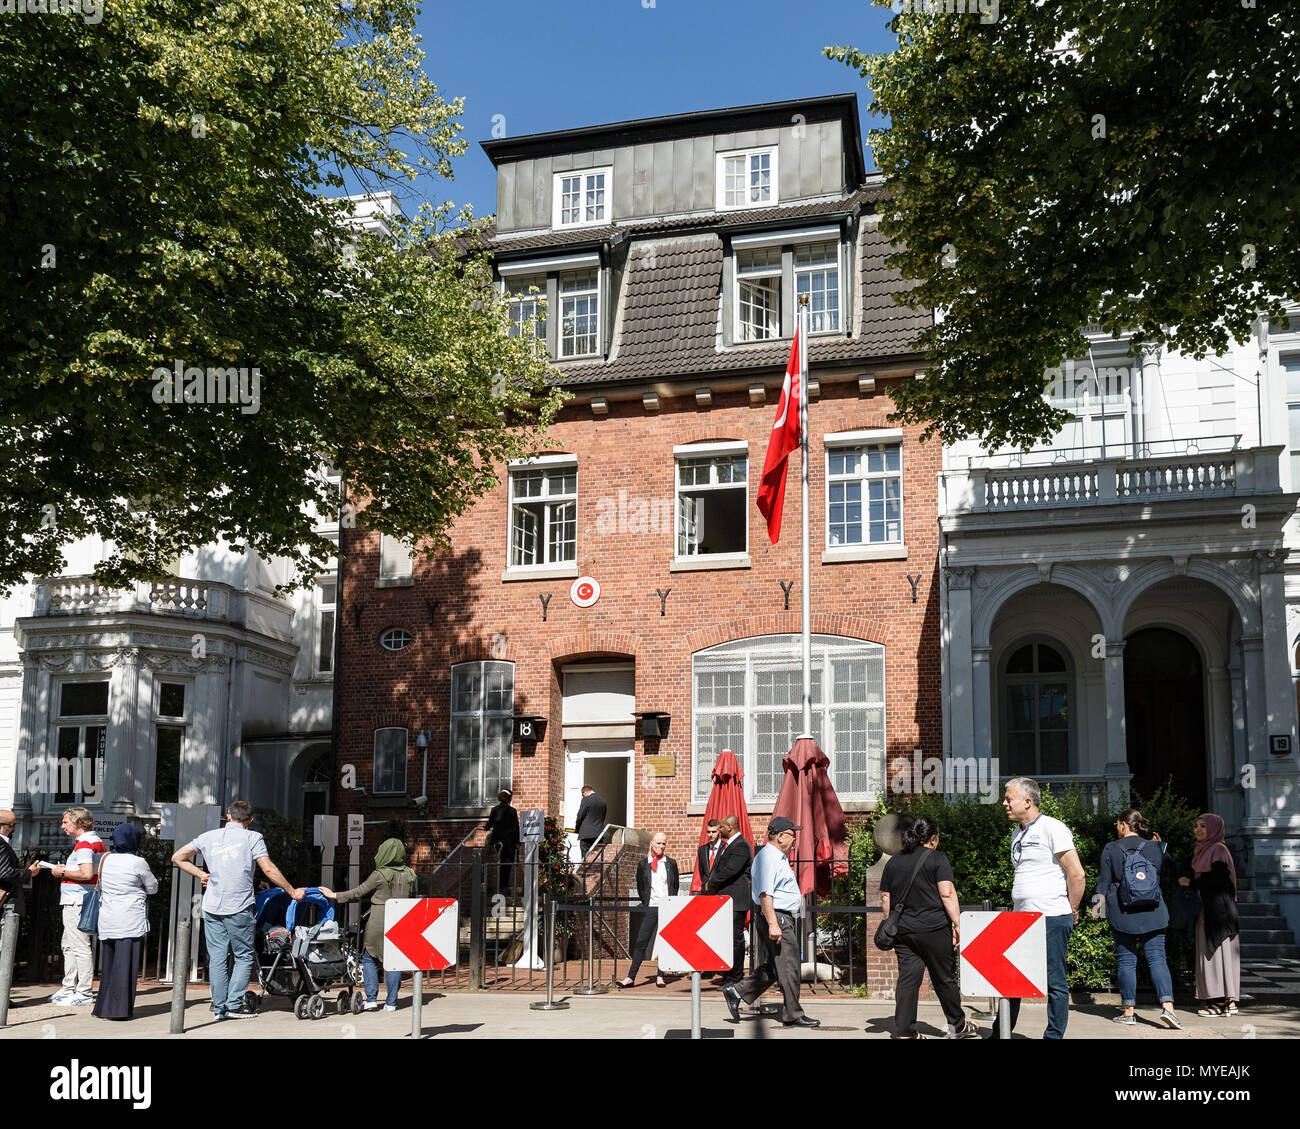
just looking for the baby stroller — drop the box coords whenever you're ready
[248,887,364,1019]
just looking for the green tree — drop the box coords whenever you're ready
[828,2,1298,448]
[0,0,564,592]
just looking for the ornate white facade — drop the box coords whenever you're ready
[940,318,1300,935]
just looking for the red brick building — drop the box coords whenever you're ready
[335,95,938,867]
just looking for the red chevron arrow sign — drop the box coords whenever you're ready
[959,911,1046,999]
[383,898,459,972]
[656,895,733,973]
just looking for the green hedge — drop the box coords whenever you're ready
[834,781,1201,991]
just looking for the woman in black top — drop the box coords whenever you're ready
[880,817,979,1039]
[1097,808,1179,1028]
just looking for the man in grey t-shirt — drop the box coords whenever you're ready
[172,800,304,1019]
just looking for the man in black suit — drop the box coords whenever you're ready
[0,806,24,931]
[696,819,722,891]
[574,785,606,858]
[484,789,520,889]
[706,814,752,985]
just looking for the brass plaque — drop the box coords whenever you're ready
[645,755,676,778]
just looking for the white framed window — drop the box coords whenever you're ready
[552,167,612,229]
[729,228,843,344]
[717,147,778,210]
[675,444,749,558]
[450,661,514,807]
[795,241,841,333]
[379,627,412,652]
[736,248,782,341]
[372,727,408,795]
[379,534,413,581]
[506,274,547,342]
[153,680,188,806]
[559,269,600,357]
[692,635,885,802]
[509,458,577,567]
[53,680,110,805]
[826,439,904,547]
[315,577,336,676]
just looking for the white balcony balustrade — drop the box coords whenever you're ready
[942,440,1284,515]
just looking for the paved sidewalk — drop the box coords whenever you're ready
[2,981,1297,1039]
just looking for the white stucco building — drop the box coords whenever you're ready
[940,311,1300,934]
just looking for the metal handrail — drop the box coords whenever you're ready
[428,823,490,889]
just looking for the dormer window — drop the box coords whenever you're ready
[498,254,604,361]
[728,228,844,344]
[717,147,778,210]
[553,167,611,228]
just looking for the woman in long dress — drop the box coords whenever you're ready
[93,823,159,1021]
[1178,812,1240,1017]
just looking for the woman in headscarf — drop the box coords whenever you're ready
[93,823,159,1021]
[319,838,418,1011]
[1177,813,1240,1016]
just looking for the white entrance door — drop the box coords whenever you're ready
[564,739,634,863]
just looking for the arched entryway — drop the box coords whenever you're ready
[1123,627,1208,810]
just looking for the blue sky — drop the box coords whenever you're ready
[403,0,896,221]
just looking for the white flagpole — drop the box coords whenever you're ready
[798,296,812,739]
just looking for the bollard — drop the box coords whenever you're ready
[529,895,569,1011]
[0,908,19,1028]
[573,898,607,996]
[690,971,702,1039]
[411,971,423,1038]
[169,895,192,1034]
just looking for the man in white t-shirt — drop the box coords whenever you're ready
[993,778,1085,1040]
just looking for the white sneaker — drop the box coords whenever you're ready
[362,1001,378,1011]
[383,1004,397,1012]
[61,993,94,1007]
[49,989,72,1004]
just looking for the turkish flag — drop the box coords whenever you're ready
[756,323,802,544]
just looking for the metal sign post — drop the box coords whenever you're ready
[513,839,545,970]
[0,906,19,1028]
[690,972,702,1039]
[314,814,340,890]
[346,815,363,930]
[382,898,458,1040]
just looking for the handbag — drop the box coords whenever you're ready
[77,853,108,933]
[874,852,931,952]
[1169,884,1202,931]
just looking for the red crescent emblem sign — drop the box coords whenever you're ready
[571,576,600,608]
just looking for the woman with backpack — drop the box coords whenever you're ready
[1097,808,1179,1029]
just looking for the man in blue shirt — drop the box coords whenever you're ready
[723,817,819,1028]
[172,800,304,1020]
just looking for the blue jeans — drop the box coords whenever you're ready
[991,913,1073,1040]
[1113,928,1174,1007]
[362,950,401,1006]
[204,906,256,1014]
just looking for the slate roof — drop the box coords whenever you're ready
[486,184,928,390]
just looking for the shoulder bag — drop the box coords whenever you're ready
[77,852,109,933]
[874,852,931,952]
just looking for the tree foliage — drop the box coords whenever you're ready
[828,1,1299,448]
[0,0,564,592]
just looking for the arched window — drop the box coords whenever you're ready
[692,634,885,801]
[450,661,515,807]
[1003,641,1070,776]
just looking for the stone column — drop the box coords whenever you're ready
[1102,639,1131,806]
[946,567,976,759]
[972,646,993,764]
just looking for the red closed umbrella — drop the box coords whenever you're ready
[771,737,849,896]
[689,749,754,892]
